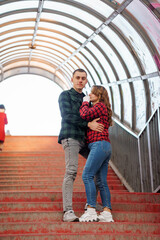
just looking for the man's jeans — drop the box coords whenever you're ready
[82,140,112,210]
[61,138,89,212]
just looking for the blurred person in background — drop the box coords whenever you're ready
[0,104,8,151]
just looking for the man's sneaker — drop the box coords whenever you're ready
[63,210,79,222]
[84,202,103,211]
[98,211,114,222]
[79,208,99,222]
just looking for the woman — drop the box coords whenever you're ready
[0,104,8,151]
[79,85,114,222]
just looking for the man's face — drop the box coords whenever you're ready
[71,71,88,93]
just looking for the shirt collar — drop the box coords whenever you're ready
[70,88,85,97]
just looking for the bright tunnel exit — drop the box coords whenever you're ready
[0,74,62,136]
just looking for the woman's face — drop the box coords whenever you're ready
[89,89,99,105]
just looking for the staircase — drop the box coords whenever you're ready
[0,136,160,240]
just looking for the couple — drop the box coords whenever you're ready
[58,69,114,223]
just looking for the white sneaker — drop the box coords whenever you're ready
[84,203,89,211]
[79,208,99,222]
[63,210,79,222]
[98,211,114,222]
[84,202,103,211]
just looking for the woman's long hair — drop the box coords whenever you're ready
[91,85,113,126]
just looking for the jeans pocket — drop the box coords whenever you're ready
[101,141,112,156]
[61,139,69,150]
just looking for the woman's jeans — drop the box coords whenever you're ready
[82,140,112,209]
[61,138,89,212]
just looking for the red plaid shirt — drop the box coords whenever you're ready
[79,102,110,144]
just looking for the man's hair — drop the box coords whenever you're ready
[72,69,87,76]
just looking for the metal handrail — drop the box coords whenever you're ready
[138,105,160,137]
[112,118,138,138]
[110,106,160,192]
[112,105,160,138]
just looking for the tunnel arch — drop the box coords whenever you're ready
[1,0,160,133]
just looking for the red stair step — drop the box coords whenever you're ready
[0,211,159,224]
[0,233,160,240]
[0,192,160,203]
[0,222,160,235]
[0,201,159,212]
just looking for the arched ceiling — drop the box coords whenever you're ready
[1,0,160,133]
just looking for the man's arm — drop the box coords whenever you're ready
[88,118,104,132]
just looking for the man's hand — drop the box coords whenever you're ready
[88,118,104,132]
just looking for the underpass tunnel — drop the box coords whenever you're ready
[1,0,160,134]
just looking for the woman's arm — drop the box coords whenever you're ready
[80,102,104,121]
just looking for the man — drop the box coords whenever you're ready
[58,69,104,222]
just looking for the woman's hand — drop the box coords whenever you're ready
[83,96,90,102]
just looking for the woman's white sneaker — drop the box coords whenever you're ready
[98,211,114,222]
[79,208,99,222]
[84,202,103,211]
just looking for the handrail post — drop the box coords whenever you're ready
[147,124,154,192]
[158,107,160,151]
[137,138,144,192]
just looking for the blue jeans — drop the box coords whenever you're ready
[82,140,112,209]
